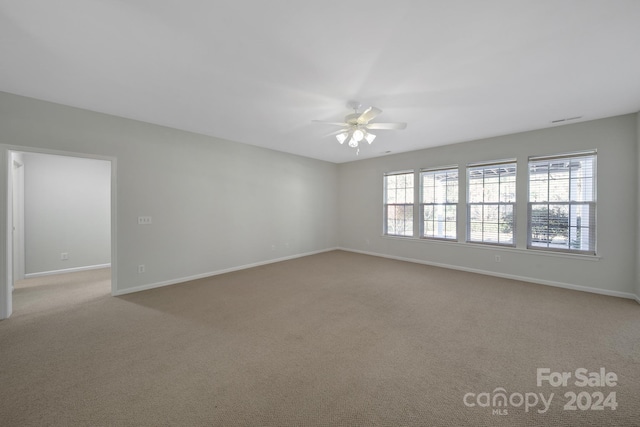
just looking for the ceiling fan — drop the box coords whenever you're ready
[313,101,407,155]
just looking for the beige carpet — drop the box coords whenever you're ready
[0,250,638,426]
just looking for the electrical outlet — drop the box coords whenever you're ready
[61,252,69,260]
[138,264,145,274]
[138,216,152,225]
[495,255,501,263]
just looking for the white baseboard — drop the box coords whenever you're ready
[25,263,111,279]
[113,248,339,296]
[338,247,639,301]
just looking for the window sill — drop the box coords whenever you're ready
[380,235,601,261]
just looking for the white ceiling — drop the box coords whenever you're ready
[1,1,640,163]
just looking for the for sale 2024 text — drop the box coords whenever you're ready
[463,367,618,415]
[537,367,618,411]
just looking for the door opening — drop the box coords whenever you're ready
[3,148,117,319]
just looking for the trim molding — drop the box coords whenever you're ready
[25,263,112,279]
[113,248,338,296]
[338,247,638,301]
[381,235,601,261]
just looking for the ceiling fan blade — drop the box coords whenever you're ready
[312,120,349,126]
[356,107,382,124]
[324,128,349,137]
[366,122,407,130]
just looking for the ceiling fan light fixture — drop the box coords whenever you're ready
[336,132,348,144]
[365,132,376,144]
[314,102,406,155]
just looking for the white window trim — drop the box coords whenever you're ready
[381,234,601,261]
[419,166,459,241]
[379,150,598,258]
[383,170,415,237]
[527,151,597,255]
[466,160,517,247]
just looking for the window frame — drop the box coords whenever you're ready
[383,170,415,237]
[527,151,597,255]
[466,160,517,247]
[419,166,459,241]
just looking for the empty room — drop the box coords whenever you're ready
[1,1,639,426]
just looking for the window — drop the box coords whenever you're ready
[420,167,458,240]
[384,171,414,237]
[528,152,596,254]
[467,161,516,245]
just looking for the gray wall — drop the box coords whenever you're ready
[637,113,640,300]
[0,91,338,295]
[338,114,638,297]
[0,90,637,303]
[23,153,111,275]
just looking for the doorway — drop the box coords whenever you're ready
[3,147,117,319]
[11,155,24,287]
